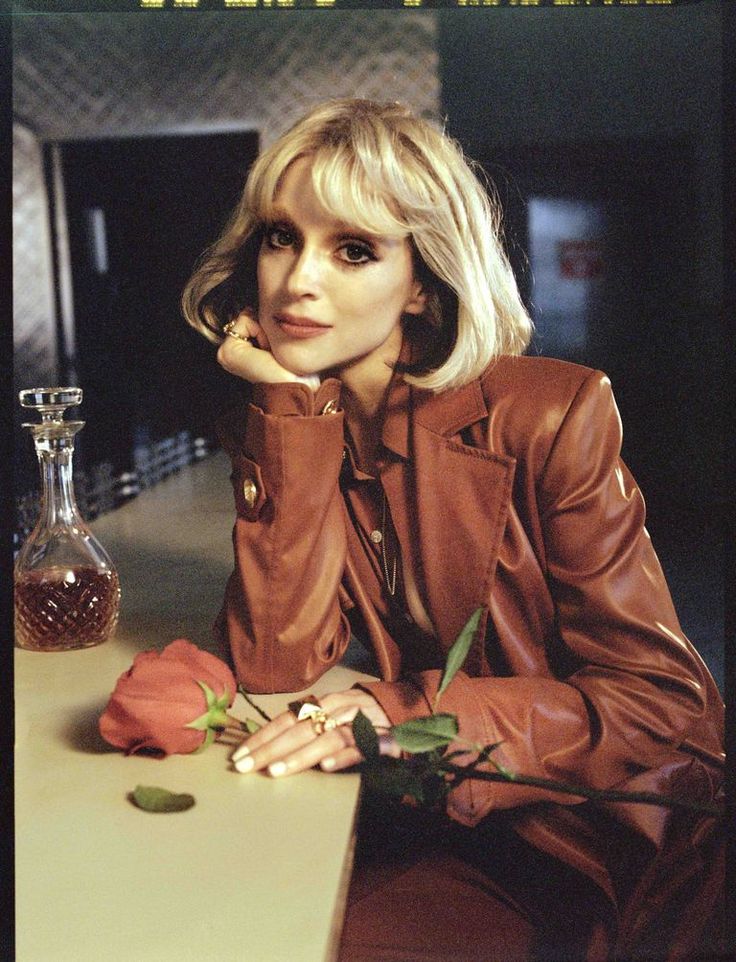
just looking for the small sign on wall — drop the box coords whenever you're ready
[527,196,606,356]
[558,239,604,280]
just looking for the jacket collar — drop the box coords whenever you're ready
[375,348,516,662]
[381,345,490,459]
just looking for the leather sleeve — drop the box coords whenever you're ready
[217,379,352,692]
[365,371,720,826]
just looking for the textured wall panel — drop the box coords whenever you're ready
[12,11,440,527]
[13,123,58,389]
[13,12,440,145]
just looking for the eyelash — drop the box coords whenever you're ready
[263,226,377,267]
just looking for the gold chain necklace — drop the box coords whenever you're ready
[380,490,397,597]
[369,489,398,596]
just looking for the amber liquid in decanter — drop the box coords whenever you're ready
[14,566,121,651]
[14,388,121,651]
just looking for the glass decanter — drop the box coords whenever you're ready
[14,387,121,651]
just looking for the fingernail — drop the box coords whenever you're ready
[321,757,336,771]
[268,761,287,777]
[235,756,254,773]
[232,745,250,762]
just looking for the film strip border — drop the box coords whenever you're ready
[12,0,702,11]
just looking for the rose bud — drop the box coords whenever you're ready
[99,639,238,756]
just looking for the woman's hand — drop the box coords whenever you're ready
[216,310,320,388]
[231,689,400,777]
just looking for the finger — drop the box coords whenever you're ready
[233,695,398,774]
[232,725,310,773]
[320,746,363,772]
[317,700,401,761]
[267,725,355,778]
[319,691,393,731]
[220,313,252,342]
[377,731,402,758]
[233,716,331,773]
[231,710,297,765]
[319,727,400,772]
[234,310,272,350]
[217,319,311,386]
[235,698,362,775]
[216,335,254,376]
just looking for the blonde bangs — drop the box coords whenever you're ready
[243,108,442,241]
[309,148,410,238]
[243,136,305,225]
[250,143,413,240]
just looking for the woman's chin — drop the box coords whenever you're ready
[272,347,331,380]
[279,360,325,379]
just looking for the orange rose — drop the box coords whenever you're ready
[99,639,238,756]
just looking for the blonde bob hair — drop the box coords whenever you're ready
[182,98,532,392]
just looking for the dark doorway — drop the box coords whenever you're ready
[45,130,259,477]
[472,138,722,518]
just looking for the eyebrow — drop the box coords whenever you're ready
[264,208,294,225]
[264,209,384,246]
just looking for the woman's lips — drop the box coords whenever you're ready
[275,315,331,339]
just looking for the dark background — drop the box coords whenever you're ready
[438,12,725,520]
[50,132,258,473]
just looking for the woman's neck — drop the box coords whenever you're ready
[334,329,403,474]
[341,392,386,476]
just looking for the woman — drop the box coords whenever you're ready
[182,99,724,961]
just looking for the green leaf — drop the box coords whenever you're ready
[186,707,229,732]
[130,785,195,813]
[185,680,231,735]
[441,749,476,763]
[435,607,483,708]
[198,680,218,710]
[476,741,505,765]
[196,679,230,713]
[352,710,380,762]
[491,759,516,780]
[192,727,216,753]
[392,713,459,754]
[361,758,426,803]
[186,712,212,732]
[241,717,261,735]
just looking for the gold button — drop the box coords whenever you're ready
[320,399,339,415]
[243,478,258,509]
[369,530,383,544]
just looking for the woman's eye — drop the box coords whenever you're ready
[338,242,375,265]
[266,227,294,249]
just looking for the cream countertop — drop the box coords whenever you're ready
[15,452,374,962]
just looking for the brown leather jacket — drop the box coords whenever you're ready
[218,354,724,959]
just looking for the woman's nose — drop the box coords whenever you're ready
[285,246,321,297]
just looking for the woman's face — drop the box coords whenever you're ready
[256,156,425,381]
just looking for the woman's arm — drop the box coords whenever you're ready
[216,311,353,692]
[362,371,723,825]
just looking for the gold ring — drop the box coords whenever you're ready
[223,319,255,343]
[308,710,338,736]
[288,695,321,719]
[288,698,338,736]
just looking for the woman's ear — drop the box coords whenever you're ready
[404,280,427,316]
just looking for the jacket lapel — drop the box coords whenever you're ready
[381,376,516,670]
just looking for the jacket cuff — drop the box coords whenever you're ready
[356,678,433,725]
[359,671,528,827]
[251,379,342,416]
